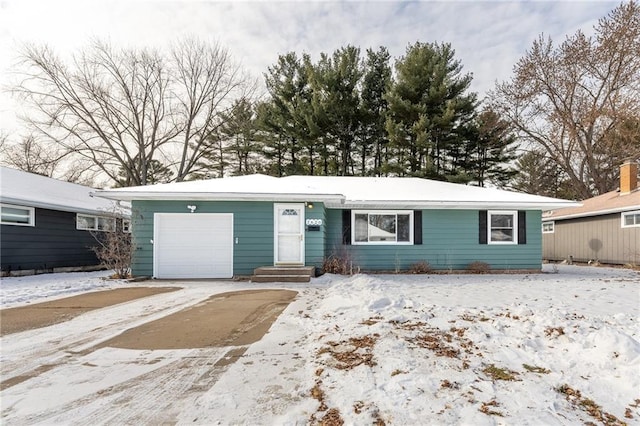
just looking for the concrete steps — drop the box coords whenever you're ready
[251,266,316,283]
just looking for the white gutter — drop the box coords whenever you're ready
[0,196,129,216]
[545,205,640,221]
[330,200,580,210]
[94,191,346,204]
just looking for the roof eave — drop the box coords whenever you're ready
[545,205,640,221]
[0,196,126,216]
[94,191,345,203]
[329,200,581,210]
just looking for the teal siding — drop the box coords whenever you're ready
[131,201,542,277]
[325,209,542,271]
[304,203,326,269]
[131,200,326,277]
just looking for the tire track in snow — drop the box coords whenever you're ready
[0,288,214,389]
[6,347,239,425]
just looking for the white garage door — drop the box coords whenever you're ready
[153,213,233,279]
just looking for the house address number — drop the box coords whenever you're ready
[305,218,323,226]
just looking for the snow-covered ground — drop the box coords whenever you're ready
[1,264,639,425]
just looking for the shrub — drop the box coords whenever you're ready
[90,218,132,279]
[322,248,356,275]
[409,261,432,274]
[467,261,490,273]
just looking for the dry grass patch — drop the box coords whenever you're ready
[556,384,627,426]
[479,399,504,417]
[545,326,565,337]
[523,364,551,374]
[414,331,461,358]
[319,334,379,370]
[440,379,460,390]
[318,408,344,426]
[482,364,519,381]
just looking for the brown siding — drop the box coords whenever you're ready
[543,213,640,265]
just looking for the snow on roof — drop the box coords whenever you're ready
[544,189,640,221]
[1,166,123,215]
[95,174,579,210]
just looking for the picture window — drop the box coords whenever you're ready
[352,210,413,245]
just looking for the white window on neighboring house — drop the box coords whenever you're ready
[488,210,518,244]
[76,214,116,232]
[352,210,413,245]
[1,203,35,226]
[542,221,555,233]
[622,210,640,228]
[122,220,131,233]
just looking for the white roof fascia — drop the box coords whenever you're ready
[0,196,127,216]
[545,205,640,221]
[329,200,580,210]
[95,191,345,204]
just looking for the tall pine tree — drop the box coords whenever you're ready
[385,42,476,178]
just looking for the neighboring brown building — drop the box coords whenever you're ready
[542,160,640,266]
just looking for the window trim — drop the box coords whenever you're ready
[488,210,518,245]
[351,210,414,245]
[542,221,555,234]
[621,210,640,228]
[76,214,116,232]
[122,219,131,233]
[1,203,35,227]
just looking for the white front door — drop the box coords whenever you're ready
[274,203,305,265]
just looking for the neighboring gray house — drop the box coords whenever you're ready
[0,167,128,276]
[96,175,576,279]
[542,160,640,266]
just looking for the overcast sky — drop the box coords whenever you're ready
[0,0,617,140]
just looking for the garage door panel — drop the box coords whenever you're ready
[154,214,233,279]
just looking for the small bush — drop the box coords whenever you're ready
[322,248,356,275]
[409,261,432,274]
[91,219,131,279]
[467,261,490,273]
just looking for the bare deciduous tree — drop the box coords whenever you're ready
[490,1,640,198]
[12,37,252,186]
[0,134,65,177]
[0,134,104,185]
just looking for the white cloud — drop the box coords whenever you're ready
[0,0,618,138]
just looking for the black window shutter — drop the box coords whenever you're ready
[479,210,488,244]
[518,210,527,244]
[342,209,352,245]
[413,210,423,245]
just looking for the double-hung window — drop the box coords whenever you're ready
[1,203,35,226]
[76,214,116,232]
[488,211,518,244]
[622,210,640,228]
[352,210,413,245]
